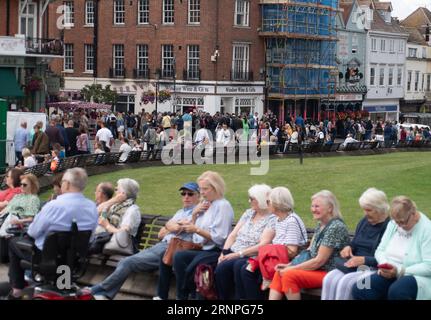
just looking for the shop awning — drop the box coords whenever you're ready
[0,68,24,98]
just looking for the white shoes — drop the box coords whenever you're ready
[152,296,163,300]
[93,295,109,300]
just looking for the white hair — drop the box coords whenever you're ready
[63,168,88,191]
[269,187,294,213]
[248,184,272,210]
[311,190,342,219]
[117,178,140,200]
[359,188,390,216]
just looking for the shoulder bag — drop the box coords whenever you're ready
[162,237,202,266]
[102,230,135,256]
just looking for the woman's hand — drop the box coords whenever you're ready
[98,217,110,229]
[181,222,198,234]
[344,256,365,268]
[192,201,211,218]
[340,246,353,259]
[10,218,22,226]
[378,266,397,279]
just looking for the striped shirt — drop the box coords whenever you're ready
[272,212,307,246]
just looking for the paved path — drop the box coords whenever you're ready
[0,264,143,300]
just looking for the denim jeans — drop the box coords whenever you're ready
[352,274,418,300]
[215,257,248,300]
[91,241,168,299]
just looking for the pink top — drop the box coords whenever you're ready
[0,187,22,202]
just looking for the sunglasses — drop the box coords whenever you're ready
[21,183,28,187]
[181,192,195,197]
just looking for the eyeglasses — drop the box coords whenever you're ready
[20,183,28,187]
[181,192,195,197]
[394,213,413,226]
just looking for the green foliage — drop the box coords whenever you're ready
[80,84,118,106]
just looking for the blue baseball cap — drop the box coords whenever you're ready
[179,182,200,193]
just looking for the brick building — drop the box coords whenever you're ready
[49,0,265,115]
[0,0,63,111]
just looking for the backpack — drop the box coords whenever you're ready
[194,264,218,300]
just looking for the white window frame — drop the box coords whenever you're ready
[175,97,204,113]
[397,67,402,86]
[379,67,385,86]
[422,47,427,59]
[187,45,200,79]
[407,71,412,91]
[398,40,404,53]
[137,44,149,77]
[235,98,254,115]
[415,71,420,91]
[63,1,75,27]
[64,43,74,71]
[389,39,394,53]
[388,67,393,86]
[232,43,250,80]
[85,0,94,26]
[188,0,200,24]
[114,0,125,25]
[370,67,375,86]
[380,39,386,52]
[162,44,175,78]
[408,48,417,58]
[371,38,377,51]
[234,0,250,27]
[422,73,425,91]
[427,74,431,92]
[84,44,94,72]
[163,0,175,25]
[113,44,125,76]
[138,0,149,24]
[19,1,37,39]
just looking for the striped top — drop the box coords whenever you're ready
[272,212,307,246]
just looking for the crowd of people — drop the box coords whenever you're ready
[13,108,431,171]
[0,167,430,301]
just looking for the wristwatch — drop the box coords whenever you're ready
[239,251,244,258]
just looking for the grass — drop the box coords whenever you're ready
[40,152,431,231]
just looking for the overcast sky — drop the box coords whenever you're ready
[390,0,431,20]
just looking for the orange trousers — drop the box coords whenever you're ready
[269,269,328,294]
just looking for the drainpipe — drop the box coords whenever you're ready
[6,0,10,35]
[93,0,99,80]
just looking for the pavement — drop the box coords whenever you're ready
[0,264,144,300]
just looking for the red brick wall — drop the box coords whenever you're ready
[47,0,264,82]
[0,0,20,36]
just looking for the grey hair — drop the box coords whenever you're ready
[63,168,88,191]
[311,190,342,219]
[248,184,272,210]
[117,178,140,200]
[269,187,295,213]
[359,188,390,216]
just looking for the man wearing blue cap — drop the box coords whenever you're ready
[90,182,200,300]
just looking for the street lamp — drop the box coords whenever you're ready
[154,69,160,114]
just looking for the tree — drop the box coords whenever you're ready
[80,84,118,106]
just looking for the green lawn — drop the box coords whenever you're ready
[40,152,431,231]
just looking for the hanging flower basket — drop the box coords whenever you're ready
[25,76,43,94]
[141,90,155,104]
[158,89,171,103]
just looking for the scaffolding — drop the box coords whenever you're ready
[260,0,339,121]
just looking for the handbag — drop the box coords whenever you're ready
[88,231,112,254]
[194,264,217,300]
[102,230,135,256]
[334,257,357,274]
[290,249,312,266]
[162,237,202,266]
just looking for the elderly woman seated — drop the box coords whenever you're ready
[352,196,431,300]
[0,174,40,237]
[269,190,350,300]
[238,187,308,299]
[0,168,23,212]
[214,184,276,300]
[321,188,390,300]
[89,178,141,254]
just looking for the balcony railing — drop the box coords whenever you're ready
[133,68,150,79]
[161,68,175,79]
[25,37,64,56]
[109,67,126,78]
[183,69,201,81]
[230,70,253,81]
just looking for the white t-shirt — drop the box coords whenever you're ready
[120,204,142,237]
[24,156,37,168]
[119,142,132,162]
[384,226,414,271]
[96,128,113,146]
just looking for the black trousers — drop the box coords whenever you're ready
[8,237,40,290]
